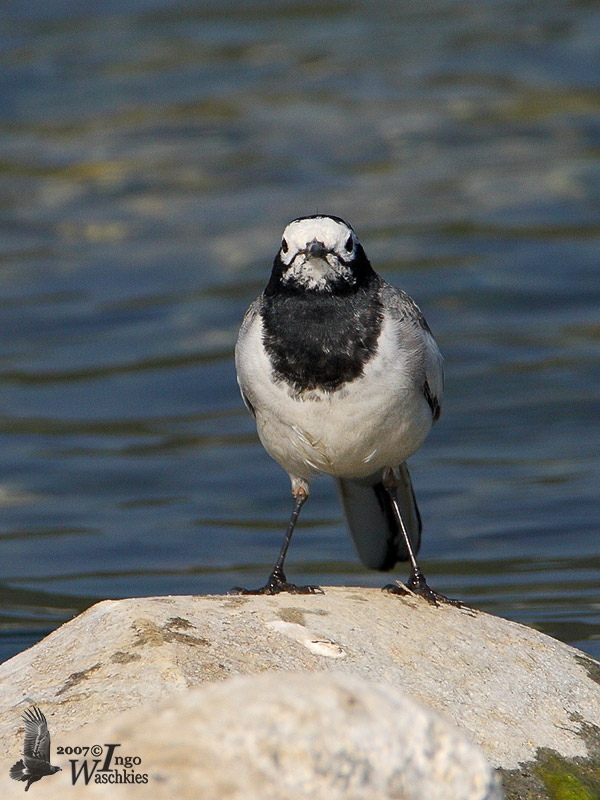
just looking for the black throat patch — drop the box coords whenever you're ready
[261,281,384,394]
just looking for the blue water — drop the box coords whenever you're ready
[1,0,599,664]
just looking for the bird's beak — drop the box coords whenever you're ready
[308,239,328,260]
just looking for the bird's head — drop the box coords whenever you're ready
[265,215,375,295]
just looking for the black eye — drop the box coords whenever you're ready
[281,238,288,253]
[344,235,354,252]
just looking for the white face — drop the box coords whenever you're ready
[278,216,358,290]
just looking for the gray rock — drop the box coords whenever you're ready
[3,672,501,800]
[0,587,599,798]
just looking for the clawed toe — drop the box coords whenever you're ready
[383,570,467,609]
[228,583,323,596]
[229,568,323,596]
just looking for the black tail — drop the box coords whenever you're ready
[10,759,26,782]
[336,463,422,571]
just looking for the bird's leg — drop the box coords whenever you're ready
[380,468,463,608]
[229,485,323,595]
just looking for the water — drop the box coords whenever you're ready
[1,0,599,664]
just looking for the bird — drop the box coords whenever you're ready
[233,214,457,605]
[10,706,62,791]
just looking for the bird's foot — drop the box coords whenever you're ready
[229,567,323,596]
[383,568,466,608]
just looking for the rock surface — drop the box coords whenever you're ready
[2,673,502,800]
[0,587,599,798]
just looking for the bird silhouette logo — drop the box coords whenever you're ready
[9,707,62,791]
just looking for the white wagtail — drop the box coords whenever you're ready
[233,214,458,605]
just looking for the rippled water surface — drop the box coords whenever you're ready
[1,0,599,663]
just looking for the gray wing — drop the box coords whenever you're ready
[22,707,51,763]
[234,296,264,418]
[379,280,444,422]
